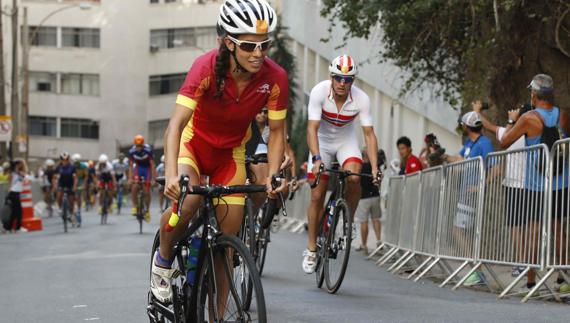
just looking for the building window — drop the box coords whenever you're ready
[62,27,100,48]
[149,119,169,144]
[150,27,216,50]
[29,116,56,137]
[150,0,159,2]
[61,118,99,139]
[30,72,57,92]
[29,26,57,47]
[149,73,185,96]
[61,73,99,96]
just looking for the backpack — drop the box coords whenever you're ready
[532,109,566,176]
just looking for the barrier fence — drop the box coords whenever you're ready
[368,142,570,303]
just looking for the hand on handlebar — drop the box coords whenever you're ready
[266,175,287,199]
[289,177,299,192]
[372,169,383,185]
[164,175,181,201]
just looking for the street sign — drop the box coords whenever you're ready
[0,116,12,142]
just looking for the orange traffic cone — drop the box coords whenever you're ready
[21,178,42,231]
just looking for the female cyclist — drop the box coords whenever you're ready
[151,0,288,304]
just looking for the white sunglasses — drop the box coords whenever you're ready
[227,35,272,52]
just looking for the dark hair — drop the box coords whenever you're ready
[467,125,483,133]
[396,136,412,148]
[214,42,232,100]
[535,91,554,104]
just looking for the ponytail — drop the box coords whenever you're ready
[214,43,231,100]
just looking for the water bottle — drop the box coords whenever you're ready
[186,236,202,285]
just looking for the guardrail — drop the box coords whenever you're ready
[365,143,569,303]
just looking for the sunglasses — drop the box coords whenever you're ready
[332,75,355,84]
[227,35,272,53]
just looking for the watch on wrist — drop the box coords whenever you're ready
[507,119,516,125]
[311,155,322,163]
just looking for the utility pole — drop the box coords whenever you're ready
[10,0,18,160]
[0,0,7,159]
[22,7,28,161]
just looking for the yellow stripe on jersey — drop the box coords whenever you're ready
[268,109,287,120]
[176,95,197,110]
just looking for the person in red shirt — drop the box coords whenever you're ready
[397,136,423,175]
[152,0,287,305]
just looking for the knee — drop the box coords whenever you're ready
[347,176,360,186]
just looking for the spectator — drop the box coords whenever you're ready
[499,74,570,293]
[474,100,533,281]
[355,149,382,255]
[420,133,446,168]
[7,159,27,233]
[445,111,494,286]
[396,136,422,175]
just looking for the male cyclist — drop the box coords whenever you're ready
[303,55,380,274]
[71,153,88,227]
[52,152,78,227]
[152,0,287,304]
[42,159,57,216]
[96,154,116,215]
[113,153,129,213]
[128,135,156,222]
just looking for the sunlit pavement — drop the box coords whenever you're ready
[1,203,568,323]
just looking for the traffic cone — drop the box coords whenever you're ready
[21,178,42,231]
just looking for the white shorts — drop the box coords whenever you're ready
[356,196,382,222]
[308,134,362,178]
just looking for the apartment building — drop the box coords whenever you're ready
[12,0,220,161]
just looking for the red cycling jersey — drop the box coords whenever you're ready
[176,49,288,149]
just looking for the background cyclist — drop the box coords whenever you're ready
[128,135,156,222]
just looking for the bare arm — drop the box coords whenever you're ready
[362,126,380,177]
[268,118,286,193]
[479,113,499,134]
[163,104,194,200]
[500,114,531,149]
[307,120,321,158]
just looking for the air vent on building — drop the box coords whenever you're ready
[150,44,160,53]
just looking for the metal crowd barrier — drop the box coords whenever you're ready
[371,142,570,303]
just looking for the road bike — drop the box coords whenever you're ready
[133,178,146,234]
[60,188,73,233]
[100,184,111,225]
[147,176,267,323]
[311,163,380,294]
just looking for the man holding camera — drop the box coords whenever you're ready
[499,74,570,294]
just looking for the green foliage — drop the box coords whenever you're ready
[269,17,299,131]
[320,0,570,112]
[290,106,308,168]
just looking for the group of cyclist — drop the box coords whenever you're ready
[41,134,161,227]
[149,0,382,311]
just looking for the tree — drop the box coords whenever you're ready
[320,0,570,118]
[269,16,299,132]
[269,16,307,166]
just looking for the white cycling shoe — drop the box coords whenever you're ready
[150,258,177,303]
[302,249,317,274]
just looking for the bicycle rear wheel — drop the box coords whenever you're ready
[256,229,269,276]
[324,199,352,294]
[196,234,266,323]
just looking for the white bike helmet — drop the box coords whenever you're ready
[60,152,70,160]
[329,55,358,76]
[160,155,165,163]
[45,159,55,167]
[218,0,277,35]
[71,153,81,163]
[98,154,108,163]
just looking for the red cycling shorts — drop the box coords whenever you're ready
[178,135,247,206]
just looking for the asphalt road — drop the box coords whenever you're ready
[1,204,569,323]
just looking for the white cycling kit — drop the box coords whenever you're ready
[307,80,373,174]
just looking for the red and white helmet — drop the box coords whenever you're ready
[329,55,358,76]
[218,0,277,35]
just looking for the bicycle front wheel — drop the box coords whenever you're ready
[196,234,267,323]
[324,199,352,294]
